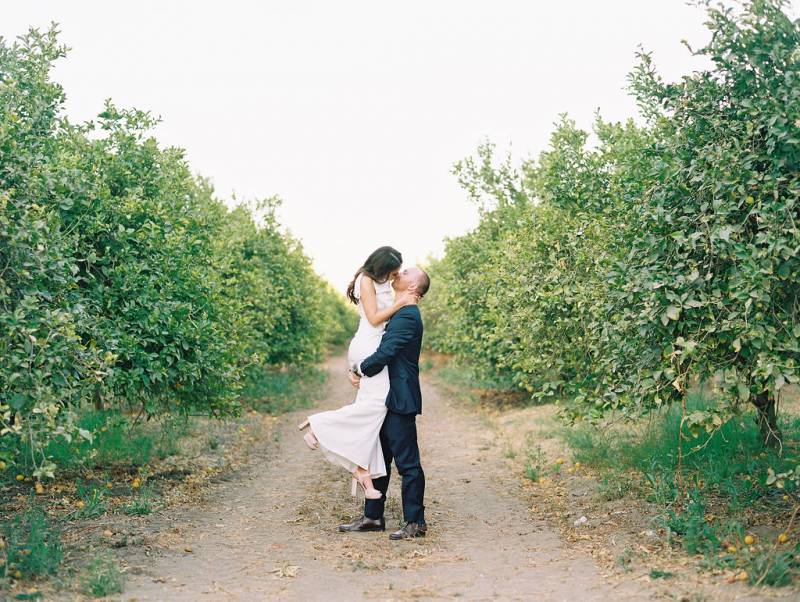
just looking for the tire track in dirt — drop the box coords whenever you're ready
[121,353,656,601]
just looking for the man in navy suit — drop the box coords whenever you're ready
[339,266,430,540]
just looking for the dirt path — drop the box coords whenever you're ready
[121,354,657,601]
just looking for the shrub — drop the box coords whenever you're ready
[0,26,355,478]
[427,0,800,442]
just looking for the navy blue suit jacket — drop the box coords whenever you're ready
[359,305,423,415]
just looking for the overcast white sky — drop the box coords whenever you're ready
[3,1,776,291]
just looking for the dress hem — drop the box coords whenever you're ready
[316,440,387,480]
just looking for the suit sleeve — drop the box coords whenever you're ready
[359,310,419,377]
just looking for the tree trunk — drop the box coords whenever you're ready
[752,391,782,448]
[93,388,104,412]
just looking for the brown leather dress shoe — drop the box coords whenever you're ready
[389,522,427,540]
[338,515,385,532]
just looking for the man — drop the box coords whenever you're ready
[340,266,430,540]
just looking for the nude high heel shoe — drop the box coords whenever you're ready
[303,431,319,450]
[299,419,319,449]
[352,469,382,500]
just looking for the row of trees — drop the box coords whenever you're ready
[426,0,800,446]
[0,28,356,478]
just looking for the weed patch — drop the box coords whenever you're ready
[81,551,124,598]
[1,506,62,580]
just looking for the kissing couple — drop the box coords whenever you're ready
[299,246,430,540]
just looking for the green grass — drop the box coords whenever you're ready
[743,545,800,587]
[2,505,62,580]
[81,551,124,598]
[71,483,109,520]
[240,364,327,414]
[121,484,157,516]
[561,393,800,584]
[49,411,155,468]
[563,393,800,505]
[436,360,533,412]
[522,435,546,482]
[597,474,634,501]
[437,361,517,392]
[5,410,196,483]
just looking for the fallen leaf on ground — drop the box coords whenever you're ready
[270,564,300,578]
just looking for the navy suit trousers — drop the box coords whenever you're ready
[364,411,425,525]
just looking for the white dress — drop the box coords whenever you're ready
[308,274,390,478]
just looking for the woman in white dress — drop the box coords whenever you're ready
[298,247,418,499]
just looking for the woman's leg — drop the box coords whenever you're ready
[353,465,382,499]
[303,427,319,450]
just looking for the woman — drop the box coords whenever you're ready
[298,246,418,499]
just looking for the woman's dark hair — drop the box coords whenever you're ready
[346,246,403,305]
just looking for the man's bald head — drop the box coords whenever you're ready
[408,267,430,299]
[392,266,431,299]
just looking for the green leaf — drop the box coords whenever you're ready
[737,382,750,402]
[9,393,26,410]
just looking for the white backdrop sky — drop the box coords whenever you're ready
[5,1,790,291]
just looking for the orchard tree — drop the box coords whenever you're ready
[618,0,800,445]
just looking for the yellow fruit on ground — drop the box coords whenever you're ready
[727,545,737,553]
[14,570,22,579]
[744,535,755,545]
[131,478,141,489]
[0,460,6,470]
[778,533,789,544]
[783,495,790,501]
[555,458,565,465]
[15,474,24,481]
[34,482,44,495]
[106,482,113,489]
[75,500,85,509]
[102,530,113,538]
[574,462,582,469]
[736,570,748,582]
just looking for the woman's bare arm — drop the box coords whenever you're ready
[360,275,416,327]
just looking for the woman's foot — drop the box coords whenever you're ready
[352,467,382,499]
[303,431,319,450]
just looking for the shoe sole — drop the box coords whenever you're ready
[338,526,385,533]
